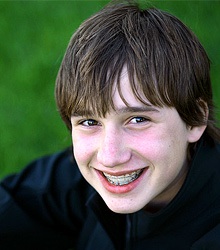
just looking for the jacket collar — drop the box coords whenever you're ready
[86,192,126,249]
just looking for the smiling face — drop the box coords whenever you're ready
[71,70,206,214]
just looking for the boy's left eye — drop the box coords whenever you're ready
[130,117,147,124]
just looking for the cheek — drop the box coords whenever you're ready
[133,128,187,165]
[72,133,97,165]
[131,131,169,155]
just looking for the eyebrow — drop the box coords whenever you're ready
[114,106,159,114]
[72,106,159,117]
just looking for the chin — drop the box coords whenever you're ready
[107,203,142,214]
[103,197,146,214]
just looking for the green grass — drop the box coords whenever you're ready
[0,1,220,178]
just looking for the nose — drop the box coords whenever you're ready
[97,127,131,168]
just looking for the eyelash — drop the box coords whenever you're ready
[78,116,149,127]
[130,117,148,124]
[79,119,100,127]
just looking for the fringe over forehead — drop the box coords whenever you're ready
[56,2,212,131]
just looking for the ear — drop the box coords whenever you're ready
[187,125,207,143]
[187,99,208,143]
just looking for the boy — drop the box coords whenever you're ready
[1,1,220,249]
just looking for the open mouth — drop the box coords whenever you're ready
[102,169,144,186]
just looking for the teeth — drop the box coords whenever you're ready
[103,169,143,186]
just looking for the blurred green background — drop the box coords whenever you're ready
[0,1,220,178]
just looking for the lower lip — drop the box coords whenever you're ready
[96,168,148,194]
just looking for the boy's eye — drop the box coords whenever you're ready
[80,119,99,126]
[130,117,147,124]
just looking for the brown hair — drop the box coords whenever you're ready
[56,1,220,141]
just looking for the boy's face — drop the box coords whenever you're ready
[71,69,204,214]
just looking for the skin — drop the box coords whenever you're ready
[71,69,206,214]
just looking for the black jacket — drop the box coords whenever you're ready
[0,137,220,250]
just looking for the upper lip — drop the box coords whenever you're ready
[94,167,147,176]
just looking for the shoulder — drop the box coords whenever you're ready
[0,148,95,248]
[191,224,220,250]
[1,147,87,192]
[0,148,94,226]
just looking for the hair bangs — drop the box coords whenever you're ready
[70,47,128,119]
[56,3,220,141]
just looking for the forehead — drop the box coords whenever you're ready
[72,69,156,118]
[70,64,170,119]
[112,67,152,108]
